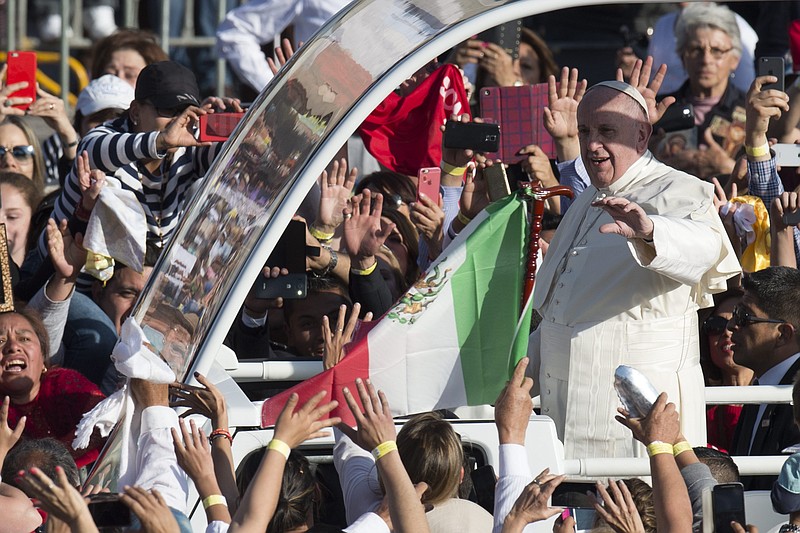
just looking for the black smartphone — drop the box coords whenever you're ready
[758,57,785,92]
[653,103,694,133]
[470,465,496,514]
[712,482,746,533]
[254,220,308,299]
[443,121,500,153]
[88,493,132,529]
[478,21,523,60]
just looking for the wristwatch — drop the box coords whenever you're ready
[313,247,338,277]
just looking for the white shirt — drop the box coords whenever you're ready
[216,0,351,91]
[493,444,533,533]
[749,352,800,452]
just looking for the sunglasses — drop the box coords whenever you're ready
[0,144,34,161]
[730,305,786,329]
[702,315,730,335]
[145,100,191,118]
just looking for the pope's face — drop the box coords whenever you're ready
[577,89,649,189]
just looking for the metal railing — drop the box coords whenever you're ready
[4,0,238,107]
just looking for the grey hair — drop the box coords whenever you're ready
[675,2,742,58]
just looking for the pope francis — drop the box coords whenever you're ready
[529,79,741,459]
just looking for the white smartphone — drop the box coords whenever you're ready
[772,143,800,167]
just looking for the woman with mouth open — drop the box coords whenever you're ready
[0,306,105,469]
[701,287,755,452]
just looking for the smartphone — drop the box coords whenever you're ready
[653,103,694,133]
[6,51,37,110]
[470,465,496,514]
[198,112,245,142]
[484,164,511,201]
[443,121,500,153]
[773,143,800,167]
[562,508,596,533]
[711,483,746,533]
[478,21,523,60]
[87,493,132,528]
[416,167,441,202]
[758,57,785,92]
[254,220,308,299]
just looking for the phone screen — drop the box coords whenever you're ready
[87,494,131,528]
[712,483,746,533]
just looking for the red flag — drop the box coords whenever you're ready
[358,64,471,176]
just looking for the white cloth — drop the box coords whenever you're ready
[529,150,741,459]
[493,444,534,533]
[73,317,175,489]
[215,0,351,91]
[83,178,147,279]
[647,10,758,95]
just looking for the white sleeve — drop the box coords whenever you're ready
[333,429,383,524]
[628,216,723,286]
[215,0,303,91]
[493,444,533,533]
[343,512,390,533]
[134,406,189,514]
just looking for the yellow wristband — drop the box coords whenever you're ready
[441,161,467,176]
[673,441,693,456]
[267,438,291,460]
[456,210,472,226]
[351,260,378,276]
[744,143,770,157]
[202,495,228,510]
[309,225,335,242]
[646,441,674,457]
[371,440,398,461]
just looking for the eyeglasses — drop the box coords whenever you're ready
[0,145,34,162]
[703,315,730,335]
[684,46,733,60]
[729,305,786,329]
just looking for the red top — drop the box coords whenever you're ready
[7,367,106,468]
[707,403,743,453]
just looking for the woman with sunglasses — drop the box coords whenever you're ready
[0,117,46,193]
[701,287,754,451]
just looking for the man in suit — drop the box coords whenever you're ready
[730,266,800,489]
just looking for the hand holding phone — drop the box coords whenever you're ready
[198,112,245,142]
[417,167,441,202]
[443,120,500,153]
[5,51,37,111]
[758,57,785,92]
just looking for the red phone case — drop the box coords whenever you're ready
[417,167,441,202]
[6,51,37,111]
[198,112,245,142]
[480,83,557,163]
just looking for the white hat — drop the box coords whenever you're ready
[76,74,135,116]
[587,80,650,120]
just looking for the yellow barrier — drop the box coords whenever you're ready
[0,51,89,106]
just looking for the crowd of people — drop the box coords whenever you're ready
[3,1,800,532]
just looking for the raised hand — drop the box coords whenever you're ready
[459,162,489,220]
[171,419,215,486]
[592,480,646,533]
[272,390,341,449]
[0,396,24,460]
[479,42,517,87]
[745,75,790,147]
[155,106,210,150]
[494,358,534,445]
[712,177,740,252]
[593,196,654,240]
[322,302,371,370]
[544,67,586,141]
[519,144,559,188]
[448,39,486,69]
[120,486,180,533]
[169,372,228,429]
[0,65,31,115]
[15,467,92,527]
[267,38,298,75]
[771,190,800,233]
[317,158,357,233]
[200,95,244,113]
[343,190,395,269]
[502,469,566,530]
[615,392,680,446]
[76,150,107,213]
[410,193,445,260]
[617,56,674,125]
[46,218,85,282]
[339,378,396,452]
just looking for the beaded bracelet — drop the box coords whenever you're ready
[209,428,233,445]
[371,441,398,461]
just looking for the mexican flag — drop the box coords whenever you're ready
[261,194,532,426]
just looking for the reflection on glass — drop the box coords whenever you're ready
[87,0,509,489]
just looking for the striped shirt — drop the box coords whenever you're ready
[39,115,222,256]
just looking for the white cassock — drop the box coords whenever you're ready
[528,151,741,459]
